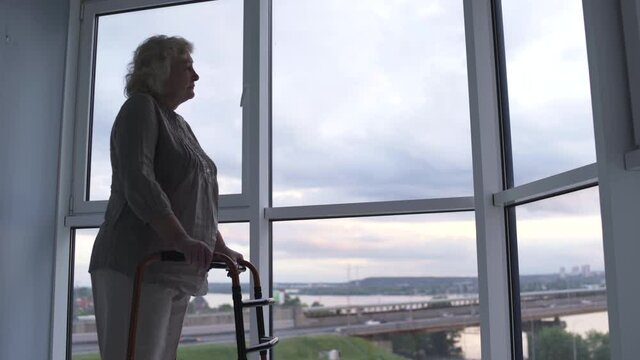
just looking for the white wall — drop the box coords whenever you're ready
[0,0,69,359]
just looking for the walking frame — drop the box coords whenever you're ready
[126,251,279,360]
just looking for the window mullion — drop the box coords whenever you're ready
[584,0,640,358]
[464,0,515,358]
[245,0,273,353]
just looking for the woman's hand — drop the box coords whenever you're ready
[150,213,213,270]
[177,235,213,271]
[218,245,244,264]
[214,231,244,265]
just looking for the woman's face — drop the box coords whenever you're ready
[162,52,200,108]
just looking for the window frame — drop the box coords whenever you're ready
[468,1,603,359]
[69,0,251,218]
[52,0,607,359]
[54,0,259,358]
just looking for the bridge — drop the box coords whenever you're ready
[71,288,607,353]
[331,288,606,336]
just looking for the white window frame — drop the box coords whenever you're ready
[464,1,514,358]
[584,0,640,358]
[53,0,260,358]
[68,0,251,220]
[466,0,602,359]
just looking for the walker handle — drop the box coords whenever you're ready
[160,250,186,262]
[159,250,245,272]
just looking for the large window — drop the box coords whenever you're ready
[494,1,609,359]
[515,188,608,359]
[65,1,251,358]
[71,223,249,359]
[273,213,481,359]
[57,0,610,359]
[85,0,244,201]
[501,0,595,185]
[273,0,472,206]
[269,1,479,357]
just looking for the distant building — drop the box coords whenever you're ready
[581,264,591,277]
[559,266,566,278]
[571,266,581,276]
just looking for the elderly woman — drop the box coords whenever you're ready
[89,35,243,360]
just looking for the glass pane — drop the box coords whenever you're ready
[273,213,481,359]
[71,223,249,359]
[502,0,595,185]
[515,187,609,360]
[88,0,243,200]
[273,0,472,206]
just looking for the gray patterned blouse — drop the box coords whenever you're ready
[89,93,219,295]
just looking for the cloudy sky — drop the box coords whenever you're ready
[74,0,604,286]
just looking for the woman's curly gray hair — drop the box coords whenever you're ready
[125,35,193,98]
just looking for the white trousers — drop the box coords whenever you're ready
[91,269,190,360]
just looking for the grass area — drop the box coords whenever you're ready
[72,334,406,360]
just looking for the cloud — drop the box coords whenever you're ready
[514,187,604,274]
[73,229,99,287]
[273,212,478,282]
[516,186,600,217]
[89,0,595,206]
[78,0,604,284]
[272,0,473,205]
[502,0,595,185]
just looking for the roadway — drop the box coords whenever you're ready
[71,289,607,354]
